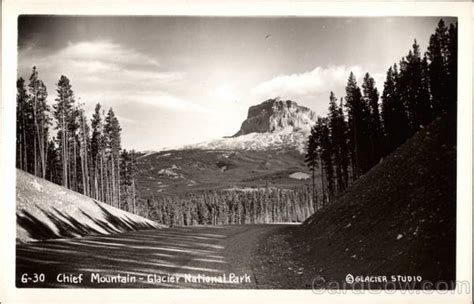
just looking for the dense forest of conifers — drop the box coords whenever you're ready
[305,19,457,206]
[16,19,457,226]
[16,70,139,212]
[137,187,315,226]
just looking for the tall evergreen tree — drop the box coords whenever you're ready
[362,72,384,167]
[305,124,319,207]
[28,66,50,178]
[105,108,122,207]
[90,103,106,202]
[16,77,33,172]
[46,138,61,184]
[120,149,138,213]
[319,117,334,203]
[381,65,410,154]
[344,72,371,177]
[328,92,349,193]
[77,105,91,196]
[446,22,458,113]
[426,19,449,114]
[53,76,75,187]
[338,98,350,189]
[402,40,432,133]
[69,104,81,192]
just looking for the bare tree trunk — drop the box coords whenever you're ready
[352,118,360,180]
[111,155,116,207]
[104,155,110,204]
[117,157,121,209]
[34,136,38,176]
[34,121,46,178]
[18,135,23,170]
[132,178,136,214]
[92,164,97,199]
[21,114,27,171]
[319,154,326,208]
[85,152,89,196]
[31,87,46,178]
[84,136,90,196]
[62,113,68,188]
[44,139,49,180]
[100,154,105,202]
[73,140,77,192]
[81,151,86,195]
[311,168,317,210]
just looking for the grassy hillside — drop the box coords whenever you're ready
[16,170,164,243]
[136,148,316,198]
[255,113,456,288]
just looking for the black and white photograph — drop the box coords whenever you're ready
[1,1,472,303]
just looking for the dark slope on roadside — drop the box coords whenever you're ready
[254,113,456,288]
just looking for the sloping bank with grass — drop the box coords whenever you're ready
[16,169,164,243]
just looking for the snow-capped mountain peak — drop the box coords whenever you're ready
[184,98,317,153]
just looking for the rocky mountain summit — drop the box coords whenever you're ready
[183,98,318,153]
[233,98,317,137]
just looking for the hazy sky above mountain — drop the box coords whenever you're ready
[18,16,455,151]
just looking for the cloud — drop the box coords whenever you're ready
[252,65,385,102]
[19,40,184,88]
[248,65,386,117]
[252,65,363,99]
[18,40,202,117]
[124,91,213,114]
[57,40,160,69]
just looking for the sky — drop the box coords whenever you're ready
[18,16,456,151]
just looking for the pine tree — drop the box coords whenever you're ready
[339,98,350,188]
[77,105,91,196]
[105,108,122,207]
[16,77,33,172]
[446,22,457,113]
[426,19,449,114]
[311,117,329,205]
[68,104,81,192]
[28,66,50,178]
[305,123,319,208]
[402,40,432,133]
[319,117,334,203]
[328,92,349,193]
[90,103,106,202]
[344,72,371,177]
[362,72,384,167]
[46,138,61,184]
[53,75,75,188]
[120,149,138,213]
[381,64,410,154]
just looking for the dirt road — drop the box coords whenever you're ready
[16,224,295,288]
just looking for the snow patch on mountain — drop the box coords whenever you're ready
[145,98,317,155]
[158,165,184,179]
[289,172,310,180]
[183,127,311,153]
